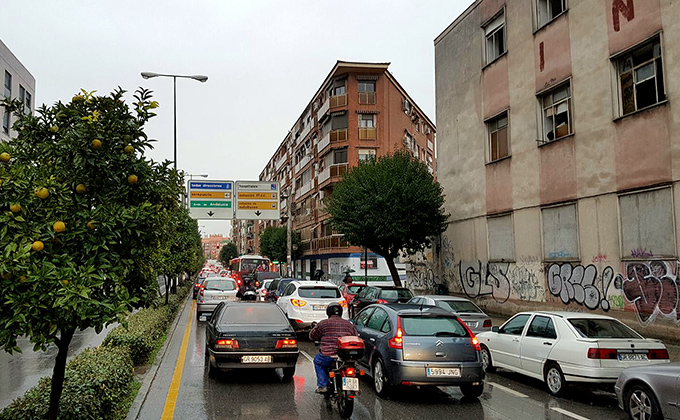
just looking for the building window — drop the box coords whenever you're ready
[540,82,572,143]
[484,12,506,64]
[488,214,514,261]
[359,114,374,128]
[542,203,579,260]
[4,71,11,98]
[333,148,348,164]
[537,0,566,28]
[19,85,25,104]
[619,188,675,258]
[331,80,346,96]
[358,149,376,162]
[2,111,9,134]
[358,81,375,93]
[616,36,666,117]
[487,112,509,162]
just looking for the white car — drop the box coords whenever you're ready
[196,277,239,320]
[477,311,669,396]
[276,281,348,330]
[257,279,274,302]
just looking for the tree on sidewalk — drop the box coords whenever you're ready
[258,226,301,273]
[218,241,238,267]
[324,150,448,286]
[0,88,182,420]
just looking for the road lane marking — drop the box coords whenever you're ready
[160,300,194,420]
[488,381,529,398]
[550,407,591,420]
[301,350,314,363]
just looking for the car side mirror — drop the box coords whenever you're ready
[492,326,499,333]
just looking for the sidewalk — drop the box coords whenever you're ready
[488,313,680,363]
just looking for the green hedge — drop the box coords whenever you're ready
[0,283,192,419]
[0,346,134,420]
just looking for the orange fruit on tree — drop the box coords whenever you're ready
[91,139,102,149]
[32,241,44,252]
[50,125,59,133]
[53,221,66,233]
[72,94,84,102]
[87,220,97,230]
[19,276,27,283]
[60,279,69,287]
[128,174,138,184]
[76,184,87,194]
[124,145,134,154]
[34,188,49,199]
[9,203,21,213]
[0,152,9,162]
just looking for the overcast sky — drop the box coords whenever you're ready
[2,0,471,236]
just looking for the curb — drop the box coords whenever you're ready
[125,291,192,420]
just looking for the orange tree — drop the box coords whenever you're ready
[0,88,182,420]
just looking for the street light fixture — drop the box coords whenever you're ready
[140,72,208,170]
[188,173,209,180]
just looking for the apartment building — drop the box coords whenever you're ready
[201,234,229,260]
[1,39,34,142]
[434,0,680,337]
[255,61,435,282]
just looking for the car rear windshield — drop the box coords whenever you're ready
[380,289,413,301]
[204,279,236,291]
[298,287,340,298]
[568,318,642,339]
[218,305,288,325]
[438,300,483,313]
[401,316,469,337]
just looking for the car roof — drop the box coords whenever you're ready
[513,310,618,320]
[378,303,454,316]
[291,280,338,288]
[418,295,472,302]
[375,286,410,290]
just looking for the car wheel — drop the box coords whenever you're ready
[460,382,484,399]
[625,383,662,420]
[481,345,495,373]
[281,367,295,381]
[544,363,567,396]
[373,358,391,397]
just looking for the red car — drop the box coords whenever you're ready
[340,283,367,307]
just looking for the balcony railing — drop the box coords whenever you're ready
[358,92,376,105]
[359,127,376,140]
[275,153,287,170]
[300,122,312,141]
[294,154,312,174]
[330,129,347,143]
[296,178,314,198]
[310,235,350,251]
[317,98,330,121]
[318,132,331,154]
[330,94,347,108]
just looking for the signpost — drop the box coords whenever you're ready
[235,181,280,220]
[187,180,233,220]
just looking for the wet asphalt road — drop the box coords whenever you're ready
[131,296,629,420]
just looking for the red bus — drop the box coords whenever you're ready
[228,255,272,286]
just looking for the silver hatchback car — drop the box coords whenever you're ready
[407,295,492,334]
[196,277,238,320]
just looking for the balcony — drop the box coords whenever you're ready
[296,178,314,198]
[300,123,312,142]
[358,127,376,140]
[318,163,348,188]
[293,153,312,174]
[317,98,330,121]
[310,235,350,252]
[330,94,347,108]
[275,153,288,170]
[318,132,331,154]
[358,92,376,105]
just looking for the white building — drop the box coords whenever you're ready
[1,39,35,142]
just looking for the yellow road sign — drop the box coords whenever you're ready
[237,201,279,210]
[238,192,278,199]
[190,191,232,199]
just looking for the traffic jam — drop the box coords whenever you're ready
[193,258,676,420]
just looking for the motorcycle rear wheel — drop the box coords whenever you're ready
[336,392,354,419]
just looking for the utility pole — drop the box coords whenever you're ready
[286,186,294,277]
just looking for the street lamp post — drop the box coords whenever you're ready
[140,72,208,170]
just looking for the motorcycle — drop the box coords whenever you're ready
[238,280,258,301]
[316,336,365,419]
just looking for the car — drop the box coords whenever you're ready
[477,311,670,396]
[193,275,208,299]
[204,302,299,379]
[256,279,275,302]
[276,281,348,331]
[340,283,368,306]
[350,285,414,317]
[615,363,680,420]
[407,295,492,334]
[353,303,485,398]
[265,278,308,302]
[196,277,239,320]
[253,271,280,289]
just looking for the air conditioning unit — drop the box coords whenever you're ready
[402,99,411,112]
[402,137,411,148]
[425,126,431,135]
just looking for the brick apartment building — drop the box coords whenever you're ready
[242,61,436,281]
[434,0,680,338]
[1,39,34,142]
[202,234,229,260]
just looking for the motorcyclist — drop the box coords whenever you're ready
[309,303,358,394]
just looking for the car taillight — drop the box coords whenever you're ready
[459,318,481,351]
[200,285,205,291]
[471,336,481,351]
[195,283,201,288]
[587,348,618,359]
[483,319,492,328]
[345,367,355,376]
[376,299,388,304]
[291,299,307,307]
[276,339,298,349]
[339,299,348,308]
[255,281,260,287]
[389,317,403,349]
[216,339,239,349]
[649,349,669,359]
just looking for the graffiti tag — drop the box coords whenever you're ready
[547,263,614,311]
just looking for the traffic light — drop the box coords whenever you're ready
[216,243,220,249]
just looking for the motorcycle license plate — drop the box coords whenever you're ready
[427,367,460,377]
[242,355,272,363]
[342,377,359,391]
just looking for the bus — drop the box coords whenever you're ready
[228,255,272,287]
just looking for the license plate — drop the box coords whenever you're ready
[215,296,230,300]
[342,377,359,391]
[465,321,478,328]
[427,367,461,377]
[242,355,272,363]
[312,304,327,311]
[619,353,648,361]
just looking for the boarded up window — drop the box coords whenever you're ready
[620,188,676,258]
[488,214,514,261]
[542,204,579,260]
